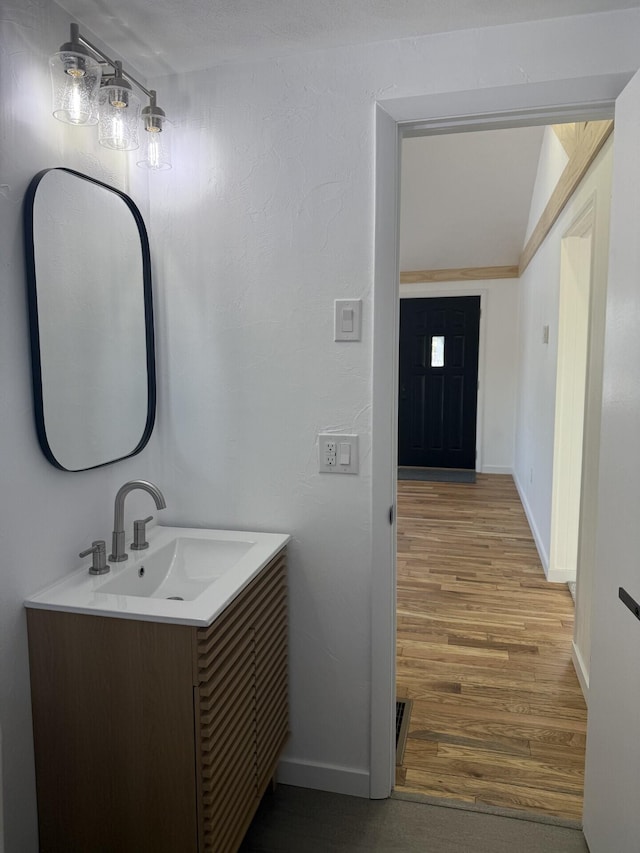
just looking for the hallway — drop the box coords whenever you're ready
[396,474,586,821]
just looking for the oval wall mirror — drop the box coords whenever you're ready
[23,168,156,471]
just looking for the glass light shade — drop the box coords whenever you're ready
[50,50,101,125]
[97,84,141,150]
[137,113,172,170]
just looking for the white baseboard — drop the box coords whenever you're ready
[481,465,513,475]
[572,640,590,705]
[546,566,577,583]
[513,470,550,576]
[276,758,370,798]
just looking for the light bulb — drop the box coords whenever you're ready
[111,113,125,148]
[146,135,161,169]
[68,81,83,124]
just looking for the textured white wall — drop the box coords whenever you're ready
[524,126,570,243]
[399,281,519,474]
[148,10,640,797]
[514,140,613,577]
[0,3,161,849]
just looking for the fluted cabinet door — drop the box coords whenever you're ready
[193,551,288,853]
[254,555,288,791]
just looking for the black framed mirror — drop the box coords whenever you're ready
[23,167,156,471]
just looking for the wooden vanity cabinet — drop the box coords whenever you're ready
[27,550,288,853]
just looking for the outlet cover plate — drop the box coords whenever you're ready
[318,433,359,474]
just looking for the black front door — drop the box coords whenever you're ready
[398,296,480,470]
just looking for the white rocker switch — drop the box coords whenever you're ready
[339,442,351,466]
[334,299,362,341]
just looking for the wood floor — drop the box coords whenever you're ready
[395,474,587,821]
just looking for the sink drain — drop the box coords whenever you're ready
[166,596,184,601]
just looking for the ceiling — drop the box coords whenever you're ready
[400,127,546,271]
[55,0,640,79]
[52,2,616,272]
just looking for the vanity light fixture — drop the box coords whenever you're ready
[50,23,171,169]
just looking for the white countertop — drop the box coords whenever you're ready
[24,526,291,627]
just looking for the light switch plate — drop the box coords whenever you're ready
[318,433,359,474]
[334,299,362,341]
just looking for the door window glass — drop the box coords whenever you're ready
[431,335,445,367]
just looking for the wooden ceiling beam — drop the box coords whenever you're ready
[400,265,519,284]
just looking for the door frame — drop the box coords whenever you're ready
[370,74,628,799]
[549,197,596,584]
[399,286,488,473]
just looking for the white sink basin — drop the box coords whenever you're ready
[98,537,254,601]
[25,526,290,626]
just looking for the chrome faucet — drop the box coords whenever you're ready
[109,480,166,562]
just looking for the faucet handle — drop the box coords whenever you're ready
[131,516,154,551]
[79,540,110,575]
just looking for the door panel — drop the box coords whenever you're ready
[398,296,480,469]
[582,68,640,853]
[450,374,464,449]
[429,375,444,448]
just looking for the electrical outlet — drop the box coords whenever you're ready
[318,434,359,474]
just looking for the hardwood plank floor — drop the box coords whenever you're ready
[396,474,587,821]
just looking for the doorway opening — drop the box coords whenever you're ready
[388,119,612,821]
[370,80,623,805]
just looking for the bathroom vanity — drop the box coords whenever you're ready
[25,527,290,853]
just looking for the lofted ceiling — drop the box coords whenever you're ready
[400,127,547,272]
[54,0,640,78]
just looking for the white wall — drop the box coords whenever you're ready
[0,3,162,849]
[524,127,569,243]
[514,138,613,580]
[399,281,519,474]
[149,10,640,798]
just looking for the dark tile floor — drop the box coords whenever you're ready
[239,785,589,852]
